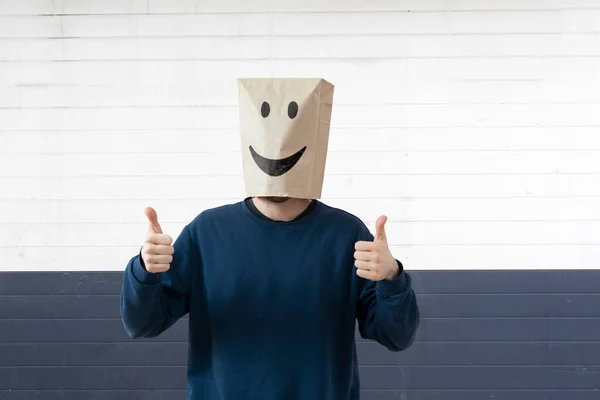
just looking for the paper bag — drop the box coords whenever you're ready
[237,78,335,199]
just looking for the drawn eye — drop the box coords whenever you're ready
[287,101,298,119]
[261,101,270,118]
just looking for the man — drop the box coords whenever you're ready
[120,78,419,399]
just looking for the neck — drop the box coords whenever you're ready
[251,197,312,222]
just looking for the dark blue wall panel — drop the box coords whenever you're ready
[1,270,599,399]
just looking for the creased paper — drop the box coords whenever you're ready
[237,78,335,199]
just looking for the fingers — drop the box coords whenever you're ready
[145,243,174,255]
[354,240,390,281]
[355,241,377,252]
[374,215,388,242]
[356,268,376,280]
[354,250,380,263]
[145,233,173,246]
[354,243,381,271]
[354,216,395,281]
[141,244,173,273]
[144,254,173,265]
[145,206,163,234]
[354,260,373,270]
[142,244,173,273]
[355,253,382,270]
[142,207,173,273]
[145,264,170,273]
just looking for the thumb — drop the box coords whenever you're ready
[144,206,163,234]
[374,215,388,242]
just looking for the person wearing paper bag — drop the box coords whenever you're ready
[120,78,419,400]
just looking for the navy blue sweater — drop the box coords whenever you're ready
[120,200,419,400]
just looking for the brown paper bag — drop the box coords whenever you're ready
[237,78,335,199]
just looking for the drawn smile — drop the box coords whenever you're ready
[249,145,307,177]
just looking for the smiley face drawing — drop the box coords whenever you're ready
[237,78,335,199]
[248,100,307,177]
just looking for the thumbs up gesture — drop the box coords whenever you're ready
[354,216,400,281]
[141,207,174,273]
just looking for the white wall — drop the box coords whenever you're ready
[1,0,599,271]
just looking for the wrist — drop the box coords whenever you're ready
[385,259,403,280]
[131,249,161,284]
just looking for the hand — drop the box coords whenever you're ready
[141,207,174,273]
[354,215,400,281]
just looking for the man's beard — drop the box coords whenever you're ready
[263,196,290,203]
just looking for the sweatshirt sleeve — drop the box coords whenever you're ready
[355,226,420,351]
[120,224,198,339]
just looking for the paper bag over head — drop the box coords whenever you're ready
[237,78,335,199]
